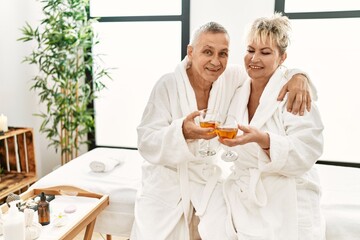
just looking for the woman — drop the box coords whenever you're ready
[220,14,325,239]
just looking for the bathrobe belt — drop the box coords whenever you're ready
[179,162,191,238]
[179,161,222,222]
[196,164,221,216]
[226,167,267,207]
[223,167,268,240]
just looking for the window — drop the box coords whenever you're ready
[284,0,360,13]
[90,0,182,16]
[90,0,189,149]
[275,0,360,164]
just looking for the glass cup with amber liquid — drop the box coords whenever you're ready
[216,114,239,162]
[198,109,220,157]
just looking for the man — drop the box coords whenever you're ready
[131,22,312,240]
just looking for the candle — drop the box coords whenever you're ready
[0,114,8,132]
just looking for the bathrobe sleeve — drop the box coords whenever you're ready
[137,74,194,166]
[259,102,324,177]
[137,61,247,166]
[286,68,318,100]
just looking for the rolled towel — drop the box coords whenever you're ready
[89,157,122,172]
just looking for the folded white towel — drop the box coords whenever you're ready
[89,157,122,172]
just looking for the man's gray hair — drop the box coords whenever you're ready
[189,22,229,46]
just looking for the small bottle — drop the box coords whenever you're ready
[38,192,50,225]
[3,201,25,240]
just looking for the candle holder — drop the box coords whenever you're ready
[0,114,8,132]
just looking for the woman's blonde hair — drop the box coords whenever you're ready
[247,12,291,54]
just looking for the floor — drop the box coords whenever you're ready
[74,230,128,240]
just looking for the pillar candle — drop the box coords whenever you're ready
[0,114,8,132]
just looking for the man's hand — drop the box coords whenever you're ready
[277,74,311,115]
[182,111,217,140]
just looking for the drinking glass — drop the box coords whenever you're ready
[198,109,220,157]
[216,114,239,162]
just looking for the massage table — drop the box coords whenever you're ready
[316,163,360,239]
[30,147,143,238]
[30,147,360,239]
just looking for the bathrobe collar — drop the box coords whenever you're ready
[234,66,288,129]
[175,57,224,115]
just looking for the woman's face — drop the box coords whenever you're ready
[187,32,229,84]
[244,37,286,82]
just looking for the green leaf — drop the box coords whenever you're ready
[19,0,112,164]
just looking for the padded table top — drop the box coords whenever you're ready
[30,147,144,236]
[315,164,360,240]
[31,148,360,239]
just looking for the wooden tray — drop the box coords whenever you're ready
[1,185,109,240]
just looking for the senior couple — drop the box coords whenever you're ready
[131,13,324,240]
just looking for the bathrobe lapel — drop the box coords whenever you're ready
[175,57,197,115]
[175,57,225,115]
[229,66,288,127]
[228,79,250,125]
[250,66,288,129]
[173,58,226,236]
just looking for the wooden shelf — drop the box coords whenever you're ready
[0,127,37,201]
[0,172,37,199]
[0,127,33,140]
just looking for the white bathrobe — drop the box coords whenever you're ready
[131,57,310,240]
[131,57,246,240]
[223,66,325,240]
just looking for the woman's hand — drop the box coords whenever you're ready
[277,74,311,116]
[219,124,269,149]
[182,111,217,140]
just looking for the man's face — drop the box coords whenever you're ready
[187,32,229,84]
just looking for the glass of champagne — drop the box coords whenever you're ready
[198,109,220,157]
[216,114,239,162]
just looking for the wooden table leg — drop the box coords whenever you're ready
[83,219,96,240]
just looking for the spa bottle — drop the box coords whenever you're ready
[38,192,50,225]
[3,201,25,240]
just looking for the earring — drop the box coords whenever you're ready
[186,61,192,69]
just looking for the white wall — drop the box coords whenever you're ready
[0,0,275,177]
[0,0,57,178]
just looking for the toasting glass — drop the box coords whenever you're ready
[198,109,220,157]
[216,114,239,162]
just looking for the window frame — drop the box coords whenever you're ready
[275,0,360,19]
[275,0,360,168]
[88,0,190,150]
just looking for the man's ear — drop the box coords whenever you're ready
[187,45,193,59]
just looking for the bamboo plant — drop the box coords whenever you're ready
[19,0,110,165]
